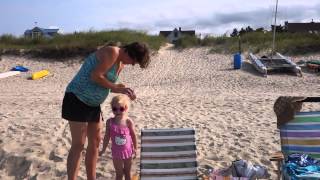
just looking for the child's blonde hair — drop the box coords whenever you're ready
[111,94,131,108]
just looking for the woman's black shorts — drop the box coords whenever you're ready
[62,92,101,123]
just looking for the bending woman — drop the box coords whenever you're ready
[61,42,150,180]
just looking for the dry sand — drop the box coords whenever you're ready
[0,46,320,179]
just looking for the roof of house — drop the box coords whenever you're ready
[180,30,195,35]
[159,28,196,37]
[285,22,320,32]
[24,27,59,34]
[159,31,171,37]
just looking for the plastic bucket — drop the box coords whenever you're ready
[234,53,242,69]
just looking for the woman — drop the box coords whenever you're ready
[61,42,150,180]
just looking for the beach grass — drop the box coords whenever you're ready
[204,32,320,55]
[0,30,167,58]
[1,30,320,58]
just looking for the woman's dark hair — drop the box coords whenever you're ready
[122,42,150,68]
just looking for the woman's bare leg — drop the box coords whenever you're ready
[67,121,87,180]
[113,159,124,180]
[123,158,132,180]
[85,118,102,180]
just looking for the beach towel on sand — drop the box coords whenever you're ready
[274,96,306,128]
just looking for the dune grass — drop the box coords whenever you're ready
[0,30,167,59]
[177,32,320,55]
[1,30,320,59]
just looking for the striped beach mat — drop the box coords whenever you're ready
[140,128,198,180]
[280,111,320,160]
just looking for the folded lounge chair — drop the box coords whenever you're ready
[271,97,320,179]
[139,128,198,180]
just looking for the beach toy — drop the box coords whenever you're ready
[10,65,29,72]
[31,70,50,80]
[0,71,21,79]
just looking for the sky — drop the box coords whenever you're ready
[1,0,320,36]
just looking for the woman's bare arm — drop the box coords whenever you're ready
[91,47,118,91]
[91,47,136,99]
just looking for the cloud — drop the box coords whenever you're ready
[1,0,320,36]
[146,3,320,34]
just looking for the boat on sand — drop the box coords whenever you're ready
[249,52,302,77]
[249,0,302,77]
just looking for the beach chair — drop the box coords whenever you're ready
[139,128,198,180]
[270,97,320,179]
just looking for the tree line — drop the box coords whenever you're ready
[230,25,286,37]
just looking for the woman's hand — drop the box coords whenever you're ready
[116,83,126,88]
[112,86,136,100]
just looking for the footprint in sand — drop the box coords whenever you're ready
[49,150,64,162]
[0,152,32,179]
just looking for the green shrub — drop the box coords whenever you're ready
[205,32,320,54]
[174,35,200,48]
[0,30,167,58]
[1,30,320,57]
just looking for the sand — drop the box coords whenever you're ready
[0,46,320,179]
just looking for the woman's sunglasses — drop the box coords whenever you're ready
[112,106,125,112]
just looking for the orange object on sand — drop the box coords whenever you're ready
[131,174,139,180]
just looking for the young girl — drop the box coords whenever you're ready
[99,95,137,180]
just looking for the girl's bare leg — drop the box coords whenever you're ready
[113,159,124,180]
[123,158,132,180]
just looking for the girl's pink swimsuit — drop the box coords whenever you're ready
[109,118,134,159]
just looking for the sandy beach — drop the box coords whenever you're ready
[0,46,320,179]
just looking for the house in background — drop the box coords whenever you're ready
[284,20,320,33]
[159,27,195,43]
[24,27,59,38]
